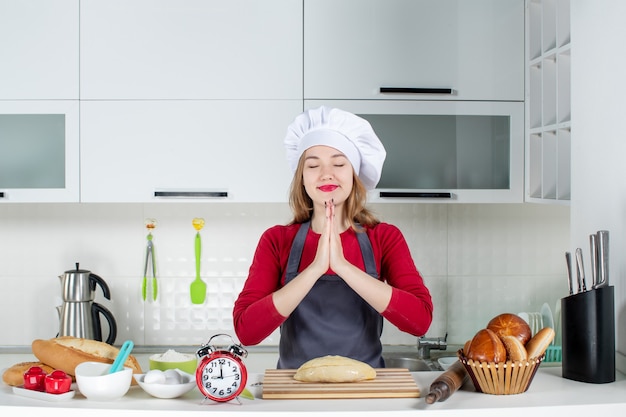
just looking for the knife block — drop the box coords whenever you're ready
[561,286,615,383]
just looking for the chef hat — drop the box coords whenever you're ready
[284,106,386,190]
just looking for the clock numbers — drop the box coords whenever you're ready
[200,358,242,396]
[195,336,248,402]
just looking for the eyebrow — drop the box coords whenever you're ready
[304,153,347,161]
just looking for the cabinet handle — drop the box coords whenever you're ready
[380,87,454,95]
[0,192,4,198]
[154,191,228,198]
[379,191,452,199]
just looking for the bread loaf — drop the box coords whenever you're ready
[487,313,532,345]
[525,327,555,359]
[31,337,142,383]
[466,328,507,363]
[501,335,528,362]
[462,339,472,356]
[293,355,376,383]
[2,362,55,387]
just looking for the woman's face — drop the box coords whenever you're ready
[301,145,354,208]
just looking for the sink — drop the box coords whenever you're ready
[382,356,442,371]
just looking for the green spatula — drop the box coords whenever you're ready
[190,218,206,304]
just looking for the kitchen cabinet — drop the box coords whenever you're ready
[306,100,524,203]
[80,100,301,203]
[0,101,80,202]
[0,0,79,99]
[79,0,302,100]
[304,0,524,102]
[526,0,571,203]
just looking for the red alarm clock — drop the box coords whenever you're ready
[195,334,248,402]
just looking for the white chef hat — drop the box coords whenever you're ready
[284,106,386,190]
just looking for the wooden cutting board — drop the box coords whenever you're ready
[262,368,420,399]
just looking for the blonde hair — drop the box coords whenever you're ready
[288,155,380,230]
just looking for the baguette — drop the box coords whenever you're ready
[31,337,142,383]
[2,362,55,387]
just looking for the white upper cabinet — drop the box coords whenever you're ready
[306,100,524,203]
[80,0,302,100]
[304,0,524,101]
[80,100,300,203]
[0,100,80,202]
[0,0,79,99]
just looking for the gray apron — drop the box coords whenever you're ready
[277,221,384,369]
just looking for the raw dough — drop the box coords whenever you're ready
[293,355,376,383]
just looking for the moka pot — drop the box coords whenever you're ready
[56,263,117,345]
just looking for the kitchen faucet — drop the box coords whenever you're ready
[417,333,448,359]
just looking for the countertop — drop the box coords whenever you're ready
[2,350,625,416]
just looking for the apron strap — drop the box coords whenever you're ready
[355,226,378,278]
[285,221,310,278]
[286,221,378,279]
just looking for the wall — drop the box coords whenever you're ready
[0,202,569,348]
[571,0,626,373]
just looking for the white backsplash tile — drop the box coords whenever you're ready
[0,202,569,348]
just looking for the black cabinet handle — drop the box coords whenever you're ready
[0,192,4,198]
[379,191,452,198]
[380,87,454,95]
[154,191,228,198]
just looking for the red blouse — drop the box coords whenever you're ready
[232,222,433,346]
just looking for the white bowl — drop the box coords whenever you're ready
[75,361,133,401]
[437,356,458,370]
[134,369,197,399]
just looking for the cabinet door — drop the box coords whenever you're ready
[0,0,79,99]
[80,100,301,203]
[305,100,524,203]
[80,0,302,100]
[304,0,524,101]
[0,101,79,202]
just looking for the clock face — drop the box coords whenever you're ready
[196,354,247,401]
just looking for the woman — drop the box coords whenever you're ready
[233,106,433,369]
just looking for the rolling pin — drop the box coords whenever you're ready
[425,361,469,404]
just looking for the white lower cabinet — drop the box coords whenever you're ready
[80,100,301,203]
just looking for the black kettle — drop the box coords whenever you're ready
[56,263,117,345]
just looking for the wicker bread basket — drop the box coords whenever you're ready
[457,349,544,395]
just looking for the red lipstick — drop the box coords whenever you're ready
[318,185,338,192]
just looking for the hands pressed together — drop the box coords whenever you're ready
[311,199,349,277]
[272,198,392,318]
